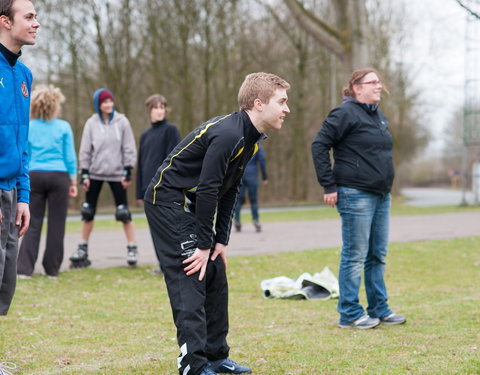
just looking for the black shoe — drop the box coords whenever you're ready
[234,222,241,232]
[254,222,261,233]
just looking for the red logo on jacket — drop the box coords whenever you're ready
[21,81,29,97]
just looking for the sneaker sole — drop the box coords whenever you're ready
[17,275,32,280]
[381,319,407,325]
[338,322,381,329]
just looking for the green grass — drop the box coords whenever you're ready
[64,202,480,233]
[2,237,480,374]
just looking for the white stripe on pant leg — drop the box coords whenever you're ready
[178,343,191,374]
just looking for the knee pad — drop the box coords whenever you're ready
[81,202,95,222]
[115,204,132,223]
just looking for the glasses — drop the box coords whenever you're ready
[357,80,383,86]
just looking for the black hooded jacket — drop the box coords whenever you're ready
[311,97,394,195]
[136,119,181,200]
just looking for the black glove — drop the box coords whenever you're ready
[123,166,132,182]
[80,169,89,185]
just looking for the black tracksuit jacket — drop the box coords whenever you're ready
[144,111,263,249]
[311,97,394,195]
[136,119,181,200]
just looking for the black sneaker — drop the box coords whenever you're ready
[211,358,252,374]
[234,222,241,232]
[339,315,380,329]
[254,221,261,233]
[381,313,407,325]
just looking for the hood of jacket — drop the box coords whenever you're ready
[343,95,379,113]
[93,88,115,123]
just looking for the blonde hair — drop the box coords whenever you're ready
[30,84,65,121]
[342,68,386,98]
[144,94,169,115]
[238,72,290,111]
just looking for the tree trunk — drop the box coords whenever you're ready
[283,0,370,74]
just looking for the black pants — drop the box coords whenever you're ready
[85,179,128,220]
[17,172,70,277]
[144,202,229,375]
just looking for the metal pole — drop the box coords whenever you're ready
[460,142,468,206]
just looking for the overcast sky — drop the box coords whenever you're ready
[404,0,468,154]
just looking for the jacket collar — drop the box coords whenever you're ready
[240,110,267,144]
[152,119,167,127]
[343,96,379,113]
[0,43,21,67]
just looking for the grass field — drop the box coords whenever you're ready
[2,237,479,374]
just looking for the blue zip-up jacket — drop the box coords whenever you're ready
[0,44,32,203]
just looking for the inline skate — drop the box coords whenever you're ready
[127,244,138,267]
[69,243,91,269]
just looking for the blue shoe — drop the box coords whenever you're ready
[212,358,252,374]
[200,366,218,375]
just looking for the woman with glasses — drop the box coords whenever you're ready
[311,68,406,329]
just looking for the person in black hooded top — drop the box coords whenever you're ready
[136,94,181,202]
[136,94,180,274]
[312,68,406,330]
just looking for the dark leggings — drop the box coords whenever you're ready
[17,172,70,277]
[85,179,128,219]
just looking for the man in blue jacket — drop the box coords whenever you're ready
[0,0,40,315]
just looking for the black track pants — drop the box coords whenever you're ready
[144,202,229,375]
[17,171,70,277]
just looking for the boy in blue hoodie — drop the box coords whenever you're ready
[0,0,40,315]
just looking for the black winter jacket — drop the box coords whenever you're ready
[144,111,263,249]
[136,119,181,200]
[311,97,394,195]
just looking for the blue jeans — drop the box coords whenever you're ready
[336,187,393,325]
[234,177,259,223]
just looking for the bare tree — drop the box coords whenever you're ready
[282,0,370,74]
[28,0,429,205]
[456,0,480,19]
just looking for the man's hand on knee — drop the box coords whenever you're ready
[183,248,210,281]
[211,243,227,268]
